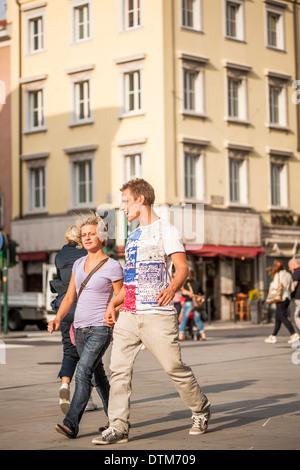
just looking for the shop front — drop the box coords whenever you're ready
[182,209,266,321]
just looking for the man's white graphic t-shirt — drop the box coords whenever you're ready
[122,218,185,314]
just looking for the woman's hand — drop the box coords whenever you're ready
[104,302,119,327]
[47,318,60,334]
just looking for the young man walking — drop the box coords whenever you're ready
[92,179,211,445]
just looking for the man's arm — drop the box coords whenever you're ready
[156,252,189,306]
[104,285,126,327]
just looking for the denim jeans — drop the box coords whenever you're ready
[272,299,295,336]
[57,321,80,380]
[179,301,204,334]
[290,299,300,334]
[63,326,112,437]
[108,311,210,434]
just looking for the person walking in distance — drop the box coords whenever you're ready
[264,259,299,344]
[179,270,207,341]
[92,178,211,445]
[288,256,300,335]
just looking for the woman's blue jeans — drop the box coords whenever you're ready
[63,326,112,437]
[179,301,204,334]
[58,320,79,380]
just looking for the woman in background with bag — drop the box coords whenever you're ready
[48,212,123,439]
[178,270,207,341]
[264,260,299,344]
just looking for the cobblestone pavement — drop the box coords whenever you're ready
[0,323,299,453]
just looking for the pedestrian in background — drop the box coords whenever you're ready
[48,213,123,439]
[179,270,207,341]
[50,225,88,414]
[265,259,299,344]
[288,256,300,334]
[172,266,182,318]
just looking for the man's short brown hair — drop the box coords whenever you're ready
[120,178,155,206]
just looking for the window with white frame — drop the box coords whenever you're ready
[29,89,44,129]
[227,148,249,205]
[23,154,48,214]
[124,70,141,113]
[26,8,45,55]
[74,160,92,205]
[266,5,285,50]
[180,54,207,116]
[23,78,47,133]
[118,141,145,184]
[28,166,46,212]
[228,78,240,118]
[181,0,202,31]
[124,153,142,181]
[71,0,91,43]
[75,80,90,121]
[122,0,142,31]
[270,158,288,208]
[66,149,95,208]
[183,143,205,201]
[225,63,250,122]
[116,56,145,117]
[267,73,288,128]
[67,66,94,125]
[225,0,244,41]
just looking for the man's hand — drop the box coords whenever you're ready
[156,285,176,306]
[47,318,60,334]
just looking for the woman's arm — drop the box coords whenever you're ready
[104,283,126,327]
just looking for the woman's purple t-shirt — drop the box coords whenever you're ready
[72,256,123,328]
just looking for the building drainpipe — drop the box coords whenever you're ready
[171,0,178,199]
[15,0,23,219]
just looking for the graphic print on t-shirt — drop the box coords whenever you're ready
[137,261,167,306]
[122,219,182,314]
[123,228,142,312]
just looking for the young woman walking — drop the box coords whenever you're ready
[48,213,123,438]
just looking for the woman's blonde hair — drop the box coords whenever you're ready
[65,225,81,244]
[74,211,108,249]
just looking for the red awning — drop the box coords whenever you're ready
[184,244,266,258]
[18,251,48,262]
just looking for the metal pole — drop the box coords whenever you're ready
[207,297,211,325]
[3,261,8,335]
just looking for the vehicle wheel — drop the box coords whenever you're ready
[8,310,25,331]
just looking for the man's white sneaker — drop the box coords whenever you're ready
[92,427,128,445]
[189,409,211,435]
[288,333,300,344]
[59,384,70,415]
[264,335,277,344]
[85,397,98,412]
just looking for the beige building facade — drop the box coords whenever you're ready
[0,18,12,235]
[6,0,300,320]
